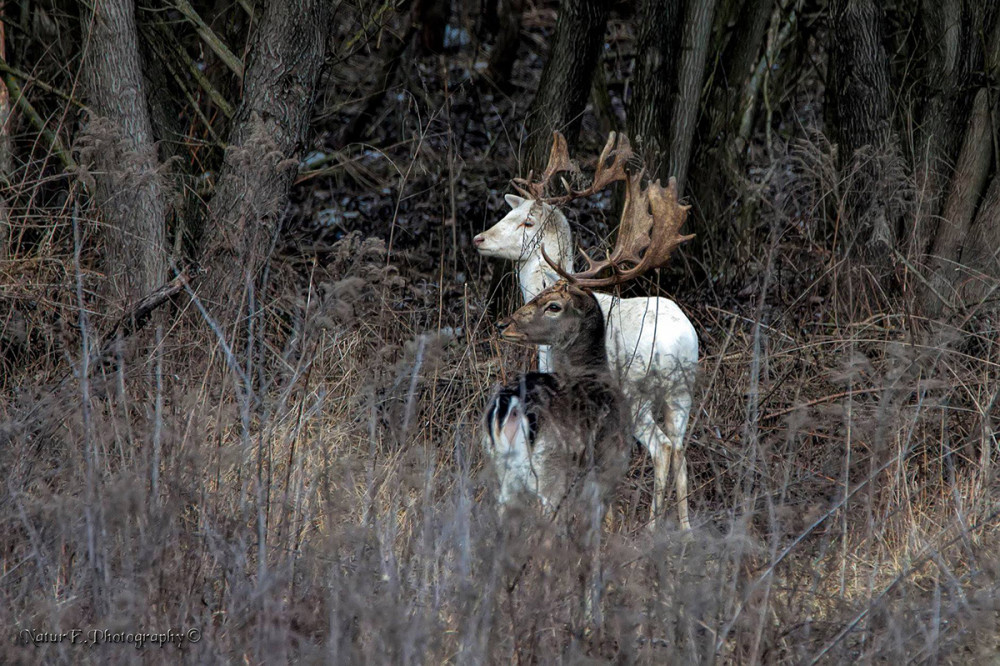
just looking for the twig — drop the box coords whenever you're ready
[141,23,227,144]
[1,10,9,262]
[761,387,884,421]
[103,265,202,344]
[236,0,257,22]
[339,16,417,145]
[0,61,91,111]
[808,506,1000,664]
[2,74,75,169]
[342,0,399,56]
[172,0,245,78]
[147,20,235,119]
[442,57,458,275]
[892,248,956,312]
[20,262,202,415]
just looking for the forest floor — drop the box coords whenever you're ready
[2,7,999,664]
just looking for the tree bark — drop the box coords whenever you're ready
[718,0,773,150]
[628,0,718,193]
[959,172,1000,307]
[200,0,331,319]
[524,0,608,171]
[829,0,891,156]
[628,0,683,178]
[720,0,772,93]
[81,0,167,304]
[914,0,989,254]
[676,0,779,281]
[828,0,894,271]
[669,0,718,194]
[923,88,995,314]
[922,7,1000,314]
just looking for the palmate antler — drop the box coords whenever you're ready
[517,131,694,288]
[511,131,634,204]
[543,175,695,288]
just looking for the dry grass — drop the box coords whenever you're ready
[3,212,1000,666]
[2,82,1000,663]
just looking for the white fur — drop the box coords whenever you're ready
[475,196,698,529]
[482,382,611,628]
[482,395,555,512]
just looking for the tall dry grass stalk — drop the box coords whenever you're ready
[2,117,1000,663]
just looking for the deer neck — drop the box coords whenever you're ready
[552,335,608,378]
[517,209,572,373]
[517,229,573,303]
[550,304,609,379]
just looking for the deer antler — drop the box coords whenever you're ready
[511,131,635,204]
[580,131,634,196]
[540,175,694,288]
[516,130,693,288]
[511,131,576,200]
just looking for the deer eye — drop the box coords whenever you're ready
[545,303,562,313]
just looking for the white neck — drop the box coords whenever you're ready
[517,254,557,303]
[516,219,574,302]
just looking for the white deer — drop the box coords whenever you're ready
[475,132,698,529]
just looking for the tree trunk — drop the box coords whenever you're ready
[922,7,1000,314]
[81,0,167,304]
[677,0,779,282]
[923,88,996,315]
[628,0,717,193]
[718,0,773,150]
[914,0,987,255]
[669,0,718,195]
[486,0,524,90]
[200,0,331,320]
[628,0,683,178]
[828,0,893,272]
[524,0,608,171]
[720,0,772,93]
[958,172,1000,307]
[829,0,891,154]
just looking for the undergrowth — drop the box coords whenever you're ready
[2,15,999,661]
[2,133,1000,664]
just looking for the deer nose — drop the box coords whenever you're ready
[496,318,510,333]
[473,234,485,247]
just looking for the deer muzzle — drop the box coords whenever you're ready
[496,317,526,341]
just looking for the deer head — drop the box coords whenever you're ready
[496,280,600,346]
[496,279,608,374]
[473,194,570,264]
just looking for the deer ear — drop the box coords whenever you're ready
[568,283,593,305]
[540,266,561,287]
[505,194,526,209]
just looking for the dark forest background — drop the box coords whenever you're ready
[2,0,1000,663]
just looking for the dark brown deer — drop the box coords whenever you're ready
[484,281,626,515]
